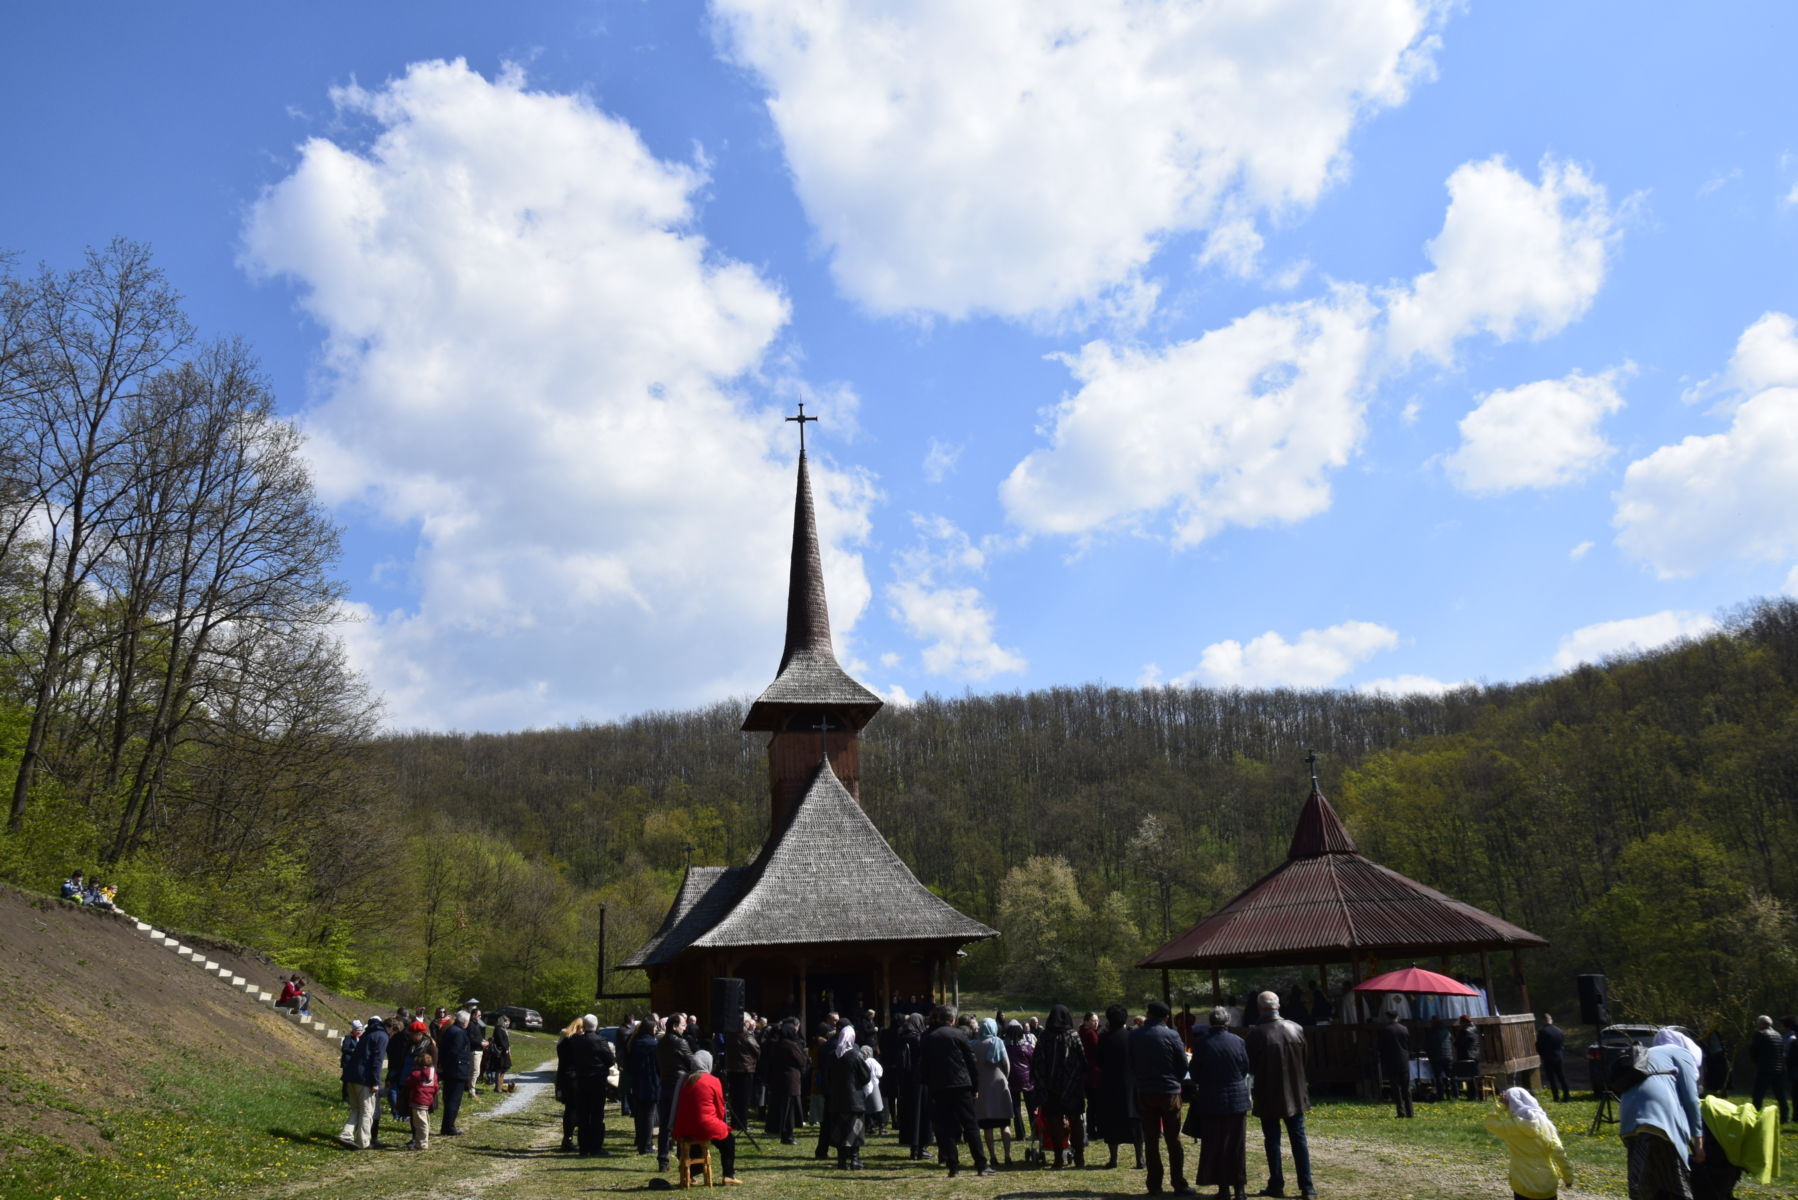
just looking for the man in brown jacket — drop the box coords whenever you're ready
[1244,991,1315,1199]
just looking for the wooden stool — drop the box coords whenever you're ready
[677,1139,714,1188]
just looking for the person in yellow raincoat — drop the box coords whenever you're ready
[1484,1086,1573,1200]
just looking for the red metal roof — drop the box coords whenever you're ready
[1139,785,1547,970]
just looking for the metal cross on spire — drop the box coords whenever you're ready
[786,401,818,453]
[1306,749,1320,789]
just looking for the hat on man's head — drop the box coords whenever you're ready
[350,1020,364,1032]
[464,998,480,1007]
[410,1020,428,1033]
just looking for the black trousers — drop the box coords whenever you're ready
[1751,1069,1790,1123]
[930,1087,987,1171]
[1383,1059,1413,1118]
[656,1084,679,1164]
[716,1131,737,1178]
[634,1103,655,1152]
[1541,1054,1570,1100]
[563,1103,577,1143]
[900,1082,929,1152]
[1138,1092,1186,1193]
[439,1079,465,1133]
[576,1079,608,1154]
[771,1093,799,1141]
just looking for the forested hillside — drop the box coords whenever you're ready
[4,244,1794,1035]
[370,598,1798,1030]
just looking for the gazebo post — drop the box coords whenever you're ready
[1161,969,1172,1009]
[1511,948,1531,1016]
[1479,949,1495,1014]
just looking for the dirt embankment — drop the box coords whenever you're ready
[0,884,340,1154]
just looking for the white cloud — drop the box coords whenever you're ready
[1786,565,1798,596]
[1698,168,1740,196]
[1386,157,1619,365]
[1168,620,1400,688]
[886,516,1024,680]
[243,60,874,730]
[922,437,962,484]
[1444,368,1625,494]
[713,0,1449,321]
[877,682,916,707]
[1356,674,1466,696]
[1615,312,1798,578]
[1683,312,1798,409]
[1199,218,1264,279]
[1552,611,1719,671]
[1001,287,1378,544]
[1570,540,1594,561]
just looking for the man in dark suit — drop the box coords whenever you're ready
[437,1011,473,1136]
[1536,1014,1570,1102]
[1376,1011,1413,1119]
[921,1005,992,1178]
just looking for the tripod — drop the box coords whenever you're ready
[1588,1089,1616,1136]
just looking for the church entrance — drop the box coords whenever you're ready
[806,969,870,1024]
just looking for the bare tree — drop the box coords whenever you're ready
[4,239,192,829]
[104,339,345,858]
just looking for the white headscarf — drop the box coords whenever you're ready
[835,1023,858,1058]
[1502,1086,1549,1127]
[1652,1027,1702,1068]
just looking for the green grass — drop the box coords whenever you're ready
[0,1061,348,1200]
[1305,1093,1795,1198]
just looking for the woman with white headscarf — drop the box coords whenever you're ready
[824,1022,871,1169]
[1484,1086,1573,1200]
[1619,1033,1704,1200]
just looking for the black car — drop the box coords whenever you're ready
[1585,1023,1695,1087]
[492,1005,543,1031]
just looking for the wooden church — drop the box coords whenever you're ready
[622,423,995,1025]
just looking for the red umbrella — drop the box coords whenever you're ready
[1352,967,1479,996]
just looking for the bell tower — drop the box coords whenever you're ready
[741,407,883,838]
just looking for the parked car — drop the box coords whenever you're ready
[492,1005,543,1031]
[1585,1023,1696,1088]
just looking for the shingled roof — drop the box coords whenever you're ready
[741,451,883,732]
[625,757,996,967]
[619,865,751,969]
[1138,783,1546,970]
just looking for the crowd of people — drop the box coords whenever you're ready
[334,998,514,1152]
[314,987,1790,1200]
[574,993,1318,1198]
[58,870,118,910]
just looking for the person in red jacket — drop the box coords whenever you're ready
[672,1050,741,1185]
[403,1050,440,1150]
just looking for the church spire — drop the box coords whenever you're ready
[776,448,835,677]
[741,411,882,734]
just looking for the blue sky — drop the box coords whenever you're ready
[6,1,1797,731]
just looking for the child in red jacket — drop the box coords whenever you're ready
[404,1052,440,1150]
